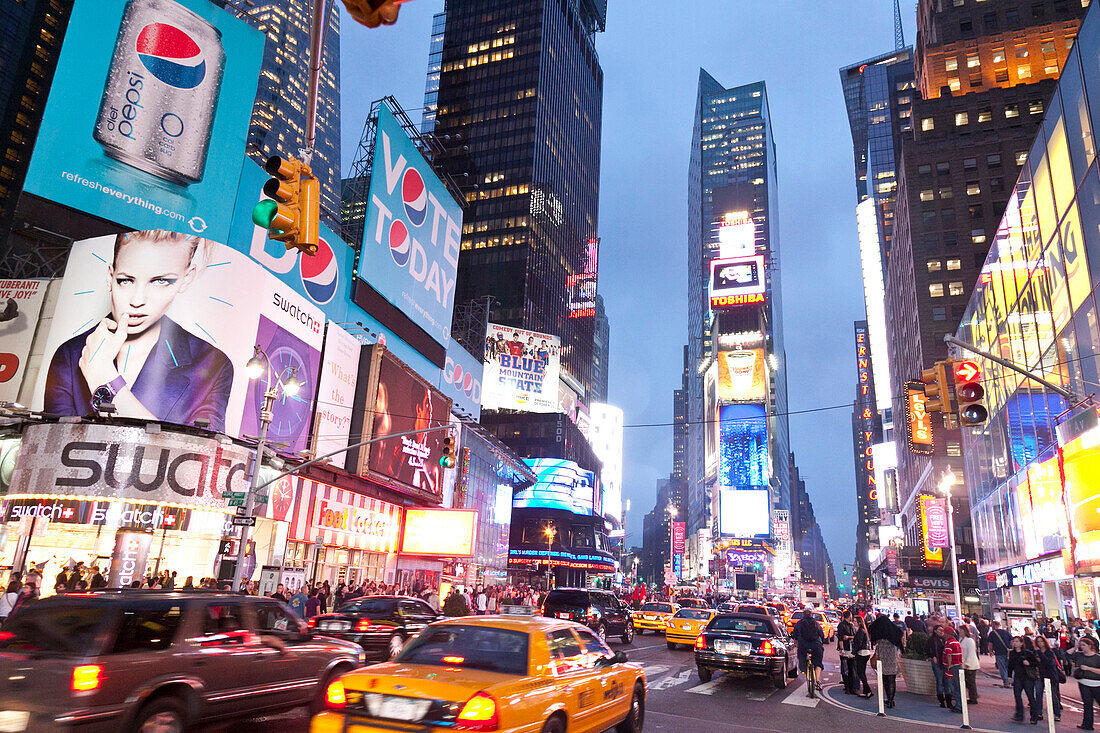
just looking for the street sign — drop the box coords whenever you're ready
[223,491,247,501]
[231,516,256,527]
[235,506,247,517]
[228,499,245,507]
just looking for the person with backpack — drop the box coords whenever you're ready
[792,607,825,691]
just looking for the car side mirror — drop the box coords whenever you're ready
[613,651,628,664]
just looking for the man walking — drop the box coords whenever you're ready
[836,610,856,694]
[990,619,1013,687]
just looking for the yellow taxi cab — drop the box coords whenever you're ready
[312,612,647,733]
[664,608,716,649]
[786,610,834,641]
[633,601,679,635]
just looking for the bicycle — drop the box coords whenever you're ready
[798,642,824,699]
[807,663,818,699]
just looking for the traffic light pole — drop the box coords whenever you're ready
[303,0,332,162]
[943,335,1078,402]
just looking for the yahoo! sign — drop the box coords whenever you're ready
[9,422,255,512]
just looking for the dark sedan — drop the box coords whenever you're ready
[693,612,799,689]
[307,595,442,661]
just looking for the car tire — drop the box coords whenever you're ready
[130,695,187,733]
[787,656,799,678]
[773,671,787,689]
[697,665,712,682]
[596,623,607,642]
[542,713,566,733]
[622,624,634,644]
[667,640,677,650]
[615,683,645,733]
[387,633,405,660]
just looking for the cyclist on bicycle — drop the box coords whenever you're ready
[792,605,825,692]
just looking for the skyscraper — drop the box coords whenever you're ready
[687,73,789,581]
[0,0,73,255]
[215,0,341,226]
[592,294,610,403]
[427,0,605,397]
[886,0,1085,569]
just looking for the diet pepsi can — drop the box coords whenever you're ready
[93,0,225,185]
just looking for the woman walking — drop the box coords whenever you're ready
[0,580,20,625]
[869,614,904,708]
[1073,635,1100,730]
[959,624,981,704]
[1034,635,1063,722]
[929,624,950,707]
[852,614,874,697]
[1009,635,1041,724]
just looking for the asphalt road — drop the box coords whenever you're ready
[203,632,965,733]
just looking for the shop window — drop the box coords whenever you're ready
[111,604,183,653]
[930,283,945,297]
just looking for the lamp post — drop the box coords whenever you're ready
[544,524,556,590]
[232,345,302,593]
[940,469,965,619]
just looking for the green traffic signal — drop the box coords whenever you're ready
[439,455,455,469]
[252,199,279,228]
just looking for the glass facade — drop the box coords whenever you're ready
[957,4,1100,581]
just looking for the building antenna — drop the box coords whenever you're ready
[893,0,905,50]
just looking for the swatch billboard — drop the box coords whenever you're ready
[358,103,462,347]
[31,231,322,452]
[22,0,264,244]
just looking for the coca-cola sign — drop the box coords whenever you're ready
[9,422,255,511]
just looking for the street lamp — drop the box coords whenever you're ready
[232,345,302,593]
[543,524,556,590]
[939,468,965,619]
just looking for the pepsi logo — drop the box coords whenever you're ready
[444,356,481,402]
[135,23,206,89]
[389,220,411,267]
[300,236,339,305]
[402,168,427,226]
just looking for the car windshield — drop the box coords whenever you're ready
[738,606,767,614]
[674,609,712,620]
[544,591,589,609]
[710,617,771,634]
[0,604,109,656]
[679,599,705,608]
[398,625,528,675]
[789,611,804,621]
[641,603,673,613]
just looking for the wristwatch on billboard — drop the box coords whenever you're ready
[91,375,126,411]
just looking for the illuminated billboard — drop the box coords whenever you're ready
[514,458,599,516]
[717,348,767,402]
[710,256,766,309]
[1018,455,1068,560]
[1063,427,1100,573]
[717,211,755,259]
[589,403,623,530]
[0,280,49,402]
[718,404,768,489]
[919,495,948,564]
[22,0,264,244]
[400,509,477,557]
[905,382,934,454]
[358,103,462,347]
[567,237,599,318]
[33,231,323,450]
[718,488,770,538]
[482,323,560,412]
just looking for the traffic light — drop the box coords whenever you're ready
[440,435,456,468]
[251,155,319,255]
[341,0,405,28]
[954,359,988,426]
[920,359,953,414]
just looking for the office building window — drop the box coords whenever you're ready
[937,161,951,174]
[922,117,935,131]
[956,112,969,126]
[928,260,943,272]
[932,306,948,321]
[972,229,986,243]
[939,187,954,199]
[949,281,965,296]
[967,181,982,195]
[947,258,962,270]
[921,189,935,202]
[964,157,978,171]
[946,57,959,72]
[930,283,945,297]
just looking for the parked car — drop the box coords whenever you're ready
[0,590,363,732]
[542,588,634,643]
[694,612,798,689]
[308,595,443,661]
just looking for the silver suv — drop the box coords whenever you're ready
[0,591,363,731]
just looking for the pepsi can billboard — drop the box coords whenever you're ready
[359,103,462,347]
[22,0,263,243]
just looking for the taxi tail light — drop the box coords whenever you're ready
[307,617,318,629]
[355,618,372,632]
[760,640,776,656]
[325,679,346,709]
[71,664,102,692]
[456,691,498,731]
[694,636,707,650]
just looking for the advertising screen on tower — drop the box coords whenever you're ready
[514,458,599,516]
[0,279,49,403]
[717,348,767,402]
[357,103,462,347]
[710,256,766,309]
[22,0,264,244]
[481,323,560,412]
[32,231,323,452]
[312,322,360,466]
[718,403,769,489]
[567,238,599,318]
[718,488,770,538]
[717,211,755,259]
[368,349,452,497]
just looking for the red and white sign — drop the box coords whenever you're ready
[288,478,400,552]
[0,279,48,402]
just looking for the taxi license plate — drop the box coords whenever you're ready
[557,612,572,619]
[321,621,350,631]
[715,640,750,655]
[368,695,430,721]
[0,711,29,732]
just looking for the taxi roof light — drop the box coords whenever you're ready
[456,691,498,731]
[325,679,347,709]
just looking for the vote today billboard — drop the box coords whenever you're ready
[32,230,323,453]
[358,102,463,347]
[22,0,264,244]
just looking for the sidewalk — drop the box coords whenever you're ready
[823,652,1092,732]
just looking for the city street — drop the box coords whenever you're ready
[209,638,1083,733]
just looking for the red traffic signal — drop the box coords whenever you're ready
[954,360,981,383]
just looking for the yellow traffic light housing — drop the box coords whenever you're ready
[920,359,953,414]
[251,155,319,255]
[953,360,988,426]
[439,435,456,469]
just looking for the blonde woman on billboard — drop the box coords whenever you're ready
[43,230,233,431]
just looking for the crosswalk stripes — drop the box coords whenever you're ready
[779,684,820,708]
[652,669,695,690]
